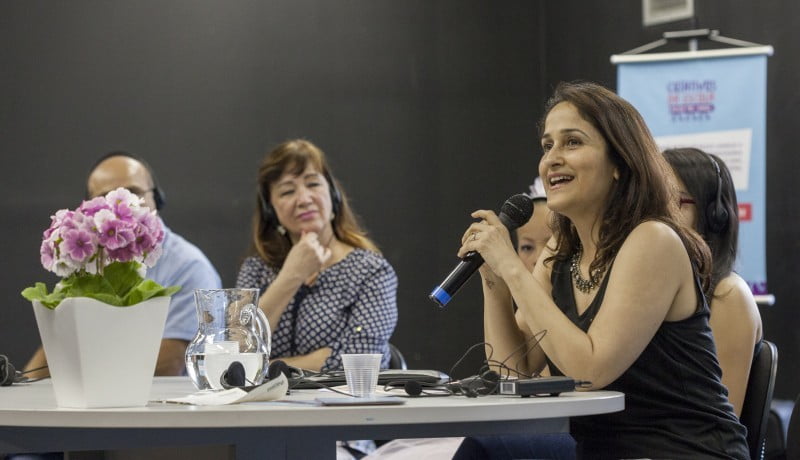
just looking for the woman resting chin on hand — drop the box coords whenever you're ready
[236,139,398,373]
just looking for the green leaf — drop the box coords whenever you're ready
[21,282,65,309]
[86,292,126,306]
[68,274,117,299]
[124,279,178,305]
[22,269,180,308]
[21,282,48,301]
[102,261,144,297]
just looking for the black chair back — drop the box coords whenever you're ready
[741,340,778,460]
[388,343,407,370]
[786,394,800,460]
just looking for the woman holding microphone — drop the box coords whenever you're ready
[454,82,748,459]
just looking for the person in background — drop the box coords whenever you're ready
[454,81,748,459]
[516,177,552,273]
[24,152,222,378]
[513,177,555,367]
[365,178,559,460]
[236,139,397,372]
[664,147,763,416]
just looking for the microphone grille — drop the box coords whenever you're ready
[223,361,247,387]
[404,380,423,397]
[499,194,534,229]
[268,360,288,380]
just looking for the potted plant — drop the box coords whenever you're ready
[22,187,179,408]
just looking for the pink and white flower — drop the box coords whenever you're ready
[38,187,165,277]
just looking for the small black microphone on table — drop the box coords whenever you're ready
[404,380,423,397]
[221,361,247,388]
[429,194,533,307]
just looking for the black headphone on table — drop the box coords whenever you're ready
[387,370,501,398]
[258,169,343,231]
[451,370,501,398]
[0,355,26,386]
[385,380,454,398]
[705,153,729,234]
[220,359,290,390]
[87,151,166,211]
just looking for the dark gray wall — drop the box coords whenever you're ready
[2,1,798,399]
[0,1,544,377]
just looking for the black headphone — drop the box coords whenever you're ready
[384,380,454,398]
[0,355,25,386]
[387,370,500,398]
[220,359,289,390]
[87,151,166,211]
[453,370,500,398]
[258,169,343,230]
[705,154,729,234]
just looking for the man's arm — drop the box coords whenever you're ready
[25,339,189,378]
[155,338,190,376]
[23,346,50,379]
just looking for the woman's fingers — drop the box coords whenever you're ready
[320,247,332,264]
[471,210,502,226]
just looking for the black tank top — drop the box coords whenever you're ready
[546,259,749,459]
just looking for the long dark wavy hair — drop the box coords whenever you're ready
[541,82,711,290]
[251,139,378,269]
[664,148,738,296]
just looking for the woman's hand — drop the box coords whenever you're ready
[458,210,521,282]
[281,231,332,284]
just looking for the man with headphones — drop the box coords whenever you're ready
[23,152,222,378]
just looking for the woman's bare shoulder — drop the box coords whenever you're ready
[710,272,763,345]
[621,220,686,260]
[714,273,759,311]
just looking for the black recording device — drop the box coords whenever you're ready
[498,376,577,397]
[430,194,533,307]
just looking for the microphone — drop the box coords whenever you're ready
[220,361,247,388]
[404,380,423,397]
[429,194,533,307]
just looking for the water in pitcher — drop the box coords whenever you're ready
[187,351,268,390]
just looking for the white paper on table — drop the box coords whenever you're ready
[153,374,289,406]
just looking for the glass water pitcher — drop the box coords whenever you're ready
[185,288,271,390]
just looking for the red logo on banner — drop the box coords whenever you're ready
[739,203,752,222]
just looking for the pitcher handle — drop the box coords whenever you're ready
[251,305,272,357]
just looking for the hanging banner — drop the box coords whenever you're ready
[614,48,771,295]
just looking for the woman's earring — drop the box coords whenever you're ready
[277,225,287,235]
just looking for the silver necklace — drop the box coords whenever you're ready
[570,246,604,294]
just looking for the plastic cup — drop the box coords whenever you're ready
[341,353,382,398]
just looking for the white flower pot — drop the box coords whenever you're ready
[32,296,170,408]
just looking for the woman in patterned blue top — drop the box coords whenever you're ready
[236,139,398,372]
